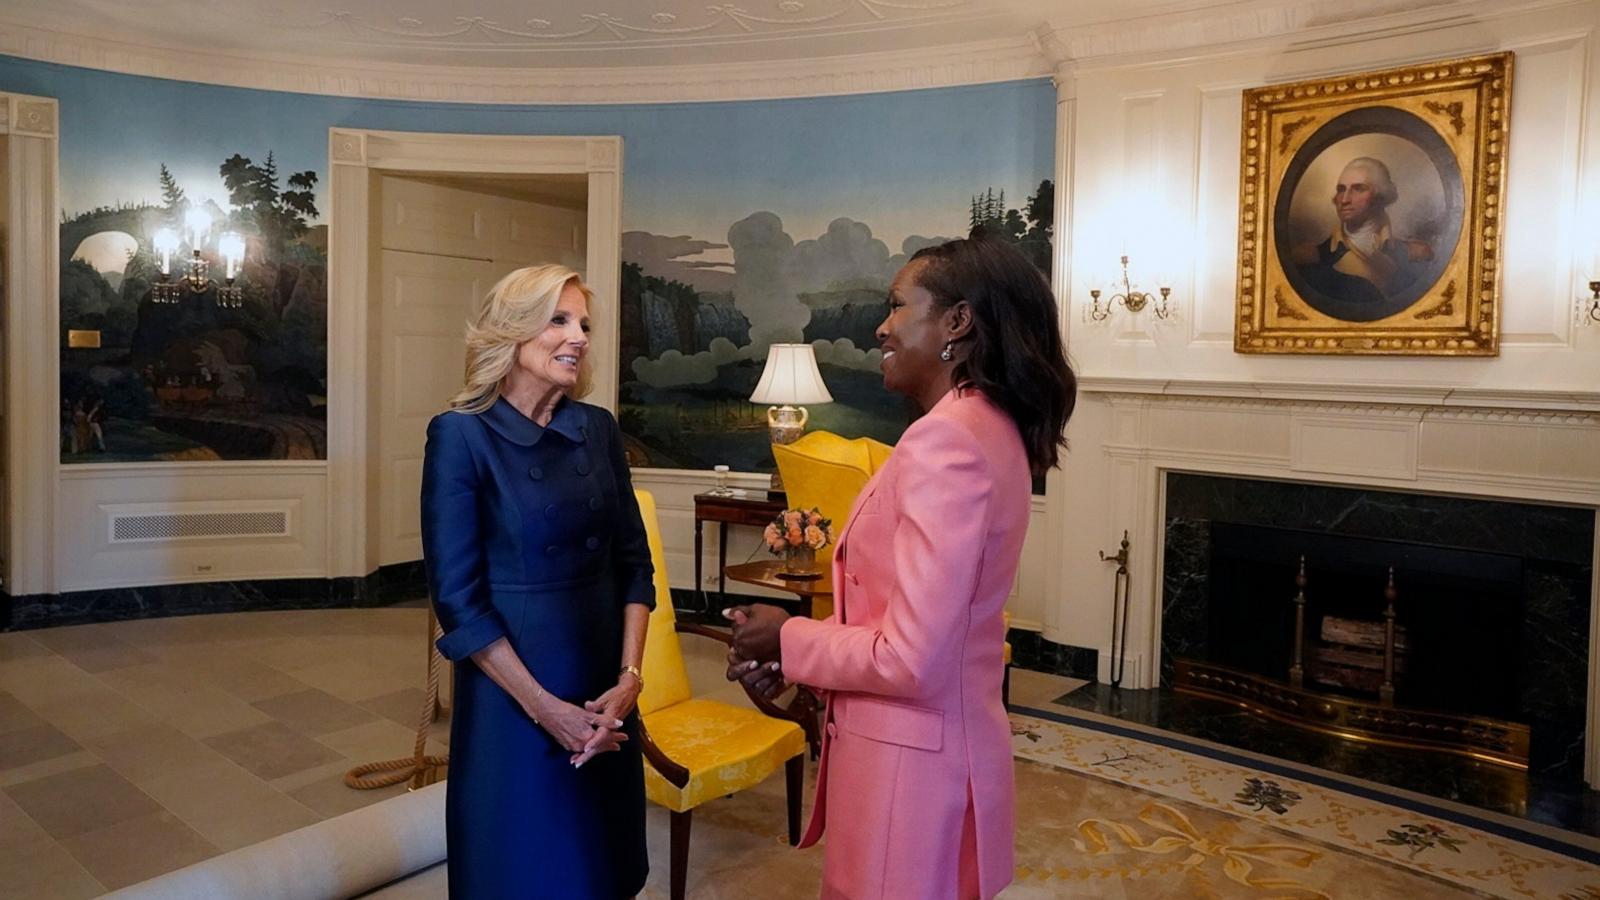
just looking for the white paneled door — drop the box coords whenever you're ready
[377,249,499,566]
[374,174,589,566]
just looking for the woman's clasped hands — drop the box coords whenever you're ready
[528,683,635,768]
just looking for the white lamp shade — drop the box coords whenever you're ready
[749,343,833,405]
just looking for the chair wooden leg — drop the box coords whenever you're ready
[785,755,804,846]
[1002,665,1011,707]
[670,809,692,900]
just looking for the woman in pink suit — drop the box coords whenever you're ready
[727,237,1077,900]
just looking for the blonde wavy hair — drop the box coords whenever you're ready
[449,264,595,414]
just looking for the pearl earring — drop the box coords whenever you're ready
[940,341,953,362]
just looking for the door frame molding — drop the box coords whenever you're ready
[327,129,623,578]
[2,92,61,596]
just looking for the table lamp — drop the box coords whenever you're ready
[749,343,832,490]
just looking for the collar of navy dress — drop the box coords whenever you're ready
[479,394,588,446]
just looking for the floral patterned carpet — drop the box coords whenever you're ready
[1004,709,1600,899]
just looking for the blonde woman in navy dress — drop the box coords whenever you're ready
[421,265,654,898]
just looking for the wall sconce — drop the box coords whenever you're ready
[151,208,246,308]
[1087,255,1173,322]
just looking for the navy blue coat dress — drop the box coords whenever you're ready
[421,395,655,899]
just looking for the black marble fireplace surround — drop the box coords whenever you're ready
[1162,472,1595,783]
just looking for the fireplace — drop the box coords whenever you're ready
[1162,473,1594,781]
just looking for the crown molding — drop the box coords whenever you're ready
[1038,0,1588,74]
[1078,376,1600,418]
[0,22,1049,104]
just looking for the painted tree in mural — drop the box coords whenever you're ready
[219,152,320,255]
[59,154,329,463]
[969,180,1054,276]
[617,179,1056,474]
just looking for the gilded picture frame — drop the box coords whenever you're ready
[1235,52,1512,355]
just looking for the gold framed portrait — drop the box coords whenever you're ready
[1235,52,1512,355]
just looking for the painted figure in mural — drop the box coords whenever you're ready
[1292,157,1435,307]
[724,238,1077,899]
[87,400,107,452]
[421,265,654,899]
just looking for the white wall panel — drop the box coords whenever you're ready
[56,464,328,591]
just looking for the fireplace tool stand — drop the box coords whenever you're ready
[1100,531,1132,689]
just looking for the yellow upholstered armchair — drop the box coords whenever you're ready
[771,431,892,534]
[633,489,819,900]
[771,431,893,619]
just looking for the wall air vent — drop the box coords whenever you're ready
[109,509,291,544]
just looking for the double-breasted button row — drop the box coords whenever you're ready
[528,466,543,480]
[585,536,601,550]
[588,497,603,511]
[575,460,592,476]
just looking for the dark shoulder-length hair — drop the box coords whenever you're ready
[908,238,1077,476]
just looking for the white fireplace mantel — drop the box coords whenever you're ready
[1052,377,1600,783]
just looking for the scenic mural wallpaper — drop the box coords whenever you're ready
[2,57,1054,469]
[60,155,329,461]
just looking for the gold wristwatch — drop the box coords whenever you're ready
[620,665,644,689]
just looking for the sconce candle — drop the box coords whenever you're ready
[219,232,246,281]
[183,207,213,249]
[152,227,178,277]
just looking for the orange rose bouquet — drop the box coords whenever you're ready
[762,507,832,554]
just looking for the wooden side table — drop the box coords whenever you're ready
[723,560,833,620]
[693,490,786,609]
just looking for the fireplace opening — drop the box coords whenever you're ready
[1161,472,1593,781]
[1207,523,1524,721]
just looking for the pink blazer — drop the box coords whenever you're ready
[780,387,1029,900]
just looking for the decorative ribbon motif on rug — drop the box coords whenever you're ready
[1075,801,1331,899]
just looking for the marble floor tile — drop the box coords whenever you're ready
[31,680,163,744]
[0,690,47,735]
[359,687,436,727]
[1007,667,1087,709]
[239,634,353,674]
[0,631,52,663]
[61,810,217,890]
[0,653,113,711]
[0,749,101,789]
[287,655,424,704]
[0,722,82,772]
[98,661,274,739]
[203,721,344,781]
[314,718,422,764]
[146,644,310,703]
[253,687,381,736]
[137,758,321,852]
[3,763,162,840]
[30,624,160,674]
[288,772,409,819]
[83,721,236,787]
[0,796,105,900]
[268,757,361,794]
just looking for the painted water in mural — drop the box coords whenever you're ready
[618,187,1053,473]
[59,154,328,462]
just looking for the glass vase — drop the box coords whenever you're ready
[780,545,820,578]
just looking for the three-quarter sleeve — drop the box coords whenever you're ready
[602,410,656,609]
[421,413,506,661]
